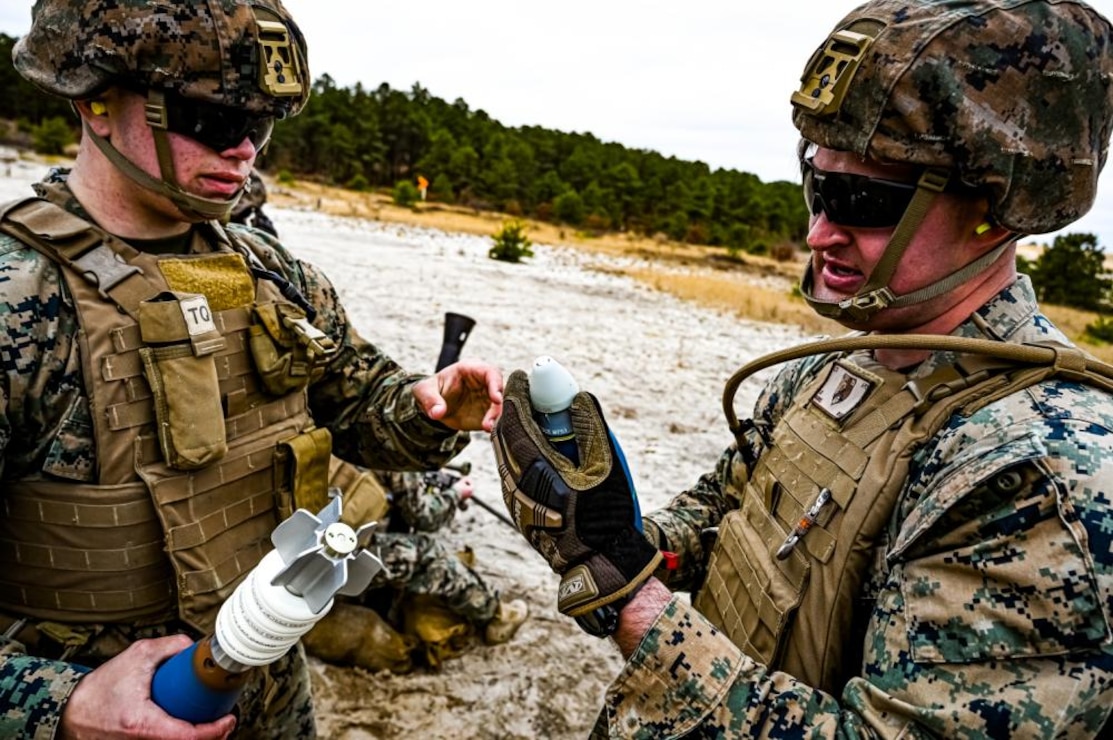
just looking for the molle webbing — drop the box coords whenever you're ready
[697,355,919,688]
[0,196,151,320]
[0,479,174,622]
[101,309,269,434]
[0,196,318,632]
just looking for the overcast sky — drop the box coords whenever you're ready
[2,1,1112,249]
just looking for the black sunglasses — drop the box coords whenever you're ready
[162,91,275,153]
[802,158,918,228]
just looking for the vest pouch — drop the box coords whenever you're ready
[250,302,337,396]
[693,494,809,667]
[329,456,390,526]
[278,426,333,518]
[138,293,227,470]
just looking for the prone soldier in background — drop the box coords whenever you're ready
[493,0,1113,736]
[374,466,528,649]
[304,465,528,673]
[0,1,504,738]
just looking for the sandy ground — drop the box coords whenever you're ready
[273,207,809,739]
[0,156,810,739]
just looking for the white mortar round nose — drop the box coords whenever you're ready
[323,522,357,556]
[529,356,579,413]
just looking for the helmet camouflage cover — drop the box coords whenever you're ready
[791,0,1113,234]
[13,0,310,119]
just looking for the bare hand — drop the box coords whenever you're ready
[60,635,236,740]
[454,476,474,508]
[413,360,503,432]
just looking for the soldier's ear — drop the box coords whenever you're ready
[970,215,1013,252]
[76,98,112,137]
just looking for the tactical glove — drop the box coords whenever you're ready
[492,370,661,622]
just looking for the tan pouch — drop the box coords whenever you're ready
[278,426,333,516]
[693,497,808,667]
[302,601,417,674]
[400,592,475,670]
[249,302,337,395]
[138,293,227,470]
[329,456,390,527]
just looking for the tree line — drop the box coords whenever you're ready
[0,33,807,256]
[261,75,809,255]
[0,32,1109,323]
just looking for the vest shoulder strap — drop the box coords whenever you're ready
[0,196,165,317]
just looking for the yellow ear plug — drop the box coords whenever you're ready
[90,101,107,116]
[974,222,993,236]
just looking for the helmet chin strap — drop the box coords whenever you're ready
[82,89,244,222]
[800,166,1011,325]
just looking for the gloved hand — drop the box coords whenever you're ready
[492,370,661,620]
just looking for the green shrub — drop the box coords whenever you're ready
[346,173,370,192]
[1085,315,1113,344]
[277,170,296,185]
[488,219,533,263]
[31,116,73,155]
[392,180,419,207]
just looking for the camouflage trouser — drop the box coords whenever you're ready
[233,641,315,739]
[370,532,499,624]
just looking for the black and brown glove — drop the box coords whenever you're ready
[492,370,661,629]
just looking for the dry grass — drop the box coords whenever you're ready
[1041,304,1113,363]
[623,266,843,336]
[269,176,1111,361]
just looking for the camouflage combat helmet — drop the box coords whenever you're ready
[12,0,310,221]
[13,0,309,118]
[790,0,1113,323]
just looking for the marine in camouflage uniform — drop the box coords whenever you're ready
[307,467,527,660]
[0,2,503,738]
[370,470,500,627]
[302,467,527,674]
[492,0,1113,737]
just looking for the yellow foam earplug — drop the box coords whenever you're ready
[90,101,107,116]
[974,222,993,236]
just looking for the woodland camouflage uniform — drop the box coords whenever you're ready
[301,468,521,674]
[586,0,1113,736]
[0,1,470,737]
[0,170,467,739]
[370,471,499,626]
[614,276,1113,736]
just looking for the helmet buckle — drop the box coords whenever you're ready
[144,90,168,131]
[839,287,895,319]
